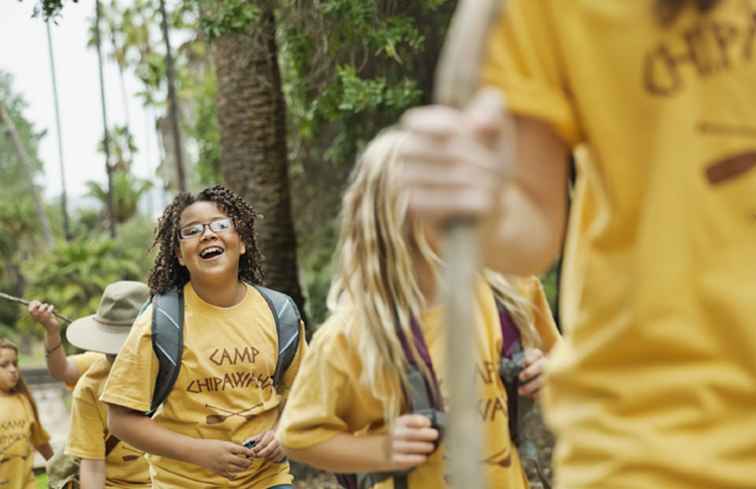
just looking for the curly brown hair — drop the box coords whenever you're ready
[148,185,264,295]
[656,0,721,24]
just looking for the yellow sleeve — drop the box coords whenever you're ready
[66,352,105,390]
[276,322,355,449]
[280,320,310,398]
[521,276,561,352]
[100,307,158,413]
[481,0,582,145]
[66,377,106,460]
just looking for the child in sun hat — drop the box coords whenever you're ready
[60,281,151,489]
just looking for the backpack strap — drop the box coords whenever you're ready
[253,285,302,389]
[336,318,444,489]
[148,288,184,417]
[104,434,121,456]
[496,298,553,489]
[496,301,524,446]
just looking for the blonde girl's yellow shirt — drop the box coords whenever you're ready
[101,283,307,489]
[482,2,756,488]
[278,279,560,489]
[66,356,150,488]
[0,392,49,489]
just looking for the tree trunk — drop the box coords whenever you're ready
[46,21,71,241]
[212,4,306,320]
[158,0,187,193]
[94,0,117,238]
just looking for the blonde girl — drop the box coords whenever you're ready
[0,339,53,489]
[277,130,560,488]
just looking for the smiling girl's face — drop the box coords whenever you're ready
[176,201,246,285]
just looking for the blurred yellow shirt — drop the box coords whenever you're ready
[278,278,559,489]
[483,2,756,488]
[0,392,49,489]
[101,283,307,488]
[65,351,105,390]
[66,356,150,488]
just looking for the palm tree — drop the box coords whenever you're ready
[85,170,153,225]
[211,1,306,317]
[94,0,117,237]
[46,21,72,240]
[158,0,187,192]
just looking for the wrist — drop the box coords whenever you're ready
[45,330,62,344]
[182,438,205,467]
[378,434,399,472]
[45,340,63,357]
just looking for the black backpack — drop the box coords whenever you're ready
[337,298,550,489]
[146,285,301,416]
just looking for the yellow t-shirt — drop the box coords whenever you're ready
[65,351,105,390]
[101,283,307,489]
[278,279,560,489]
[483,2,756,488]
[0,392,49,489]
[66,356,150,488]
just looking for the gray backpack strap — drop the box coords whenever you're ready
[253,285,301,388]
[149,288,184,416]
[406,364,447,440]
[345,366,439,489]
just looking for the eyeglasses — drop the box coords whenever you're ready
[205,402,263,425]
[178,218,234,240]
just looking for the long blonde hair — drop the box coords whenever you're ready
[327,129,538,423]
[0,339,42,425]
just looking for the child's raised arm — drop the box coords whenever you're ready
[27,301,82,385]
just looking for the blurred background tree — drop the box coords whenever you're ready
[23,0,559,336]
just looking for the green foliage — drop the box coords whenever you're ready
[280,0,452,160]
[0,71,52,331]
[33,0,68,20]
[196,0,260,40]
[99,125,138,171]
[85,169,153,225]
[35,472,48,488]
[280,0,456,325]
[18,236,149,336]
[540,265,559,317]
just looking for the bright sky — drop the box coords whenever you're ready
[0,1,159,204]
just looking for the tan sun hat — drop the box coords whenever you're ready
[66,281,150,355]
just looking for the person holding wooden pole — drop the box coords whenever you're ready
[399,1,756,488]
[276,129,560,488]
[27,300,104,389]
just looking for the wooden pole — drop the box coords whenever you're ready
[0,103,54,249]
[433,1,503,488]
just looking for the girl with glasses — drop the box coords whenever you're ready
[102,185,307,489]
